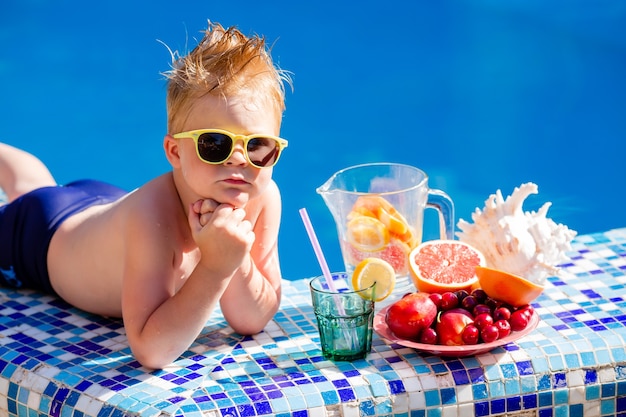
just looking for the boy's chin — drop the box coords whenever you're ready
[217,192,250,208]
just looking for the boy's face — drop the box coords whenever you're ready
[172,93,282,208]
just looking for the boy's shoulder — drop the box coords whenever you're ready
[122,173,181,225]
[115,173,192,253]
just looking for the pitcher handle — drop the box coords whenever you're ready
[426,189,455,240]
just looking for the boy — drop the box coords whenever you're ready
[0,21,290,369]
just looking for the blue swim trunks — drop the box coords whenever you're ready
[0,180,126,294]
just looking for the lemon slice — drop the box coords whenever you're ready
[351,257,396,301]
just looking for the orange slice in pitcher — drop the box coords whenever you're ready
[346,216,389,252]
[352,195,395,214]
[377,205,409,236]
[347,205,377,220]
[351,195,415,245]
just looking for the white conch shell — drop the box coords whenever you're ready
[456,183,577,285]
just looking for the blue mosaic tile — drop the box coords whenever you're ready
[538,391,553,407]
[420,389,438,406]
[473,383,488,400]
[451,369,469,385]
[474,401,489,416]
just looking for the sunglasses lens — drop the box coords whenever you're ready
[193,132,282,167]
[247,137,280,167]
[197,133,232,163]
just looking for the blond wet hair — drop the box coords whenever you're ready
[163,21,291,134]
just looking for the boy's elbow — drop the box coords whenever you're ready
[231,320,268,336]
[132,347,179,370]
[138,356,171,370]
[230,307,277,335]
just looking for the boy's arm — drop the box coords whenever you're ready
[219,180,283,334]
[121,202,251,369]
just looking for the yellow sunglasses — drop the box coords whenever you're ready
[172,128,288,168]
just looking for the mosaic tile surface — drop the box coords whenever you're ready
[1,228,625,416]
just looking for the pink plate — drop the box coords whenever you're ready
[374,305,539,357]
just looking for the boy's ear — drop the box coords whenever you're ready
[163,135,182,168]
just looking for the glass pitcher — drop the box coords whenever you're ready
[317,163,454,289]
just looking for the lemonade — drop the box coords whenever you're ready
[317,163,455,298]
[341,196,419,297]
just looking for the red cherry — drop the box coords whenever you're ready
[474,313,494,330]
[440,292,459,311]
[461,324,479,345]
[428,293,443,309]
[471,288,487,303]
[518,304,534,314]
[461,295,478,311]
[480,324,500,343]
[473,304,491,316]
[493,306,512,321]
[495,320,511,338]
[455,290,470,303]
[517,304,534,320]
[485,297,500,310]
[419,327,438,345]
[509,310,529,331]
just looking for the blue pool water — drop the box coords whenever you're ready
[1,1,625,280]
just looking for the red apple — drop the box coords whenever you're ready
[385,292,437,340]
[436,308,474,346]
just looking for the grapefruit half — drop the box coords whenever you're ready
[409,240,485,293]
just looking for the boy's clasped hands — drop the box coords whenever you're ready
[190,198,255,278]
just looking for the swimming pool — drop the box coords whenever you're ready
[2,1,625,280]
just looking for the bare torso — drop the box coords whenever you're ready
[46,171,268,319]
[47,173,198,317]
